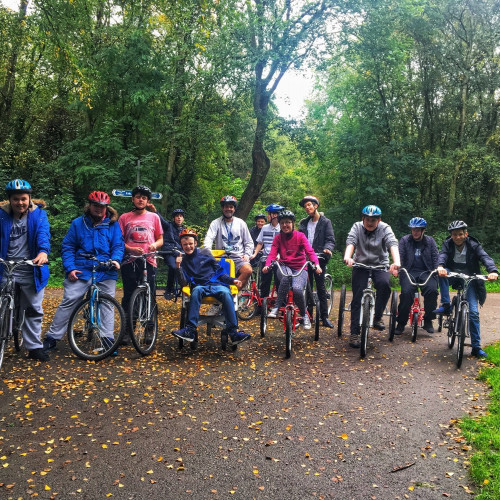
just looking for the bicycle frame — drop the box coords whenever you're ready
[353,263,385,328]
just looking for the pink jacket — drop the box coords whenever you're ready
[265,230,319,270]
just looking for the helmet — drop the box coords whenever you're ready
[362,205,382,217]
[254,213,266,221]
[448,220,467,232]
[132,185,152,200]
[220,195,238,208]
[88,191,110,206]
[179,228,198,241]
[299,195,320,208]
[172,208,185,216]
[265,203,284,213]
[408,217,427,228]
[278,209,296,222]
[6,179,32,195]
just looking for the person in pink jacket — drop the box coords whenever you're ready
[262,210,321,329]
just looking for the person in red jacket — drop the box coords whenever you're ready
[262,209,321,330]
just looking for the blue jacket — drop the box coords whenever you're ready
[61,207,124,282]
[0,199,51,292]
[158,214,184,251]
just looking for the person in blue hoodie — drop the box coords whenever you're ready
[0,179,50,361]
[43,191,124,352]
[171,228,251,345]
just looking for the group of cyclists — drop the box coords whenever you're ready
[1,177,498,363]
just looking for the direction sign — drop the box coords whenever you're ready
[112,189,163,200]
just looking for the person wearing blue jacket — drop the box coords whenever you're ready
[0,179,50,361]
[43,191,124,352]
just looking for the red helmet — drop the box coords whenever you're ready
[179,228,198,241]
[220,195,238,208]
[88,191,110,205]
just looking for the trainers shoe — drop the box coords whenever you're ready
[43,336,57,352]
[28,348,49,362]
[471,347,488,358]
[102,337,118,356]
[172,327,196,342]
[230,331,251,345]
[423,321,434,334]
[321,317,334,328]
[349,333,361,348]
[267,307,279,318]
[395,323,405,335]
[373,318,385,330]
[206,304,222,316]
[302,315,312,330]
[433,303,451,315]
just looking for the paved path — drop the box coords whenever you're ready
[1,290,499,499]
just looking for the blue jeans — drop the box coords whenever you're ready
[439,276,481,348]
[187,285,238,333]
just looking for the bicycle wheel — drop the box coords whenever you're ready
[237,288,257,320]
[314,298,320,341]
[68,294,125,361]
[305,281,314,320]
[447,298,458,349]
[260,298,268,338]
[0,302,10,370]
[324,274,334,316]
[360,297,370,359]
[285,309,293,359]
[337,285,346,338]
[456,304,468,369]
[437,314,443,333]
[129,287,158,356]
[411,312,419,343]
[388,290,398,342]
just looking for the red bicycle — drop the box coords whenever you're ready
[395,269,437,343]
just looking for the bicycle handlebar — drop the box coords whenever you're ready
[269,260,316,277]
[446,271,488,281]
[352,263,387,270]
[398,268,437,287]
[0,257,39,273]
[78,253,116,269]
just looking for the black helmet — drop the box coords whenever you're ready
[220,195,238,208]
[254,213,266,221]
[278,209,296,222]
[132,185,152,200]
[172,208,185,216]
[448,220,467,232]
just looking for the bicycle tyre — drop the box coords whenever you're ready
[411,312,419,343]
[129,287,158,356]
[314,298,320,341]
[337,285,346,338]
[260,298,268,338]
[456,304,468,369]
[360,297,370,359]
[306,281,314,320]
[0,302,9,370]
[237,289,257,320]
[388,290,397,342]
[447,298,458,349]
[13,327,23,351]
[285,309,293,359]
[437,314,443,333]
[68,294,125,361]
[324,274,334,315]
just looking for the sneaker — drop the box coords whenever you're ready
[423,321,434,334]
[373,318,385,331]
[206,304,222,316]
[302,315,312,330]
[172,327,196,342]
[433,303,451,315]
[163,291,175,300]
[267,307,279,318]
[229,331,251,345]
[321,317,334,328]
[43,336,57,352]
[28,348,49,362]
[349,333,361,348]
[395,323,405,335]
[102,337,118,356]
[471,347,488,358]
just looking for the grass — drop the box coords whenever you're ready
[460,343,500,499]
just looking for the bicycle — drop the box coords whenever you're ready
[308,252,334,319]
[337,263,398,358]
[0,258,38,369]
[396,269,437,343]
[260,260,320,358]
[128,250,175,355]
[237,263,263,320]
[436,272,488,369]
[67,254,126,361]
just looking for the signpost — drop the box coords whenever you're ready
[112,189,163,200]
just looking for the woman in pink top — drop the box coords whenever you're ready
[263,210,321,329]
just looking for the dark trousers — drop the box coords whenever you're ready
[308,257,329,319]
[397,271,438,326]
[121,261,157,317]
[259,262,275,298]
[164,253,177,293]
[350,267,391,335]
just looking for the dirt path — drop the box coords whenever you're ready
[1,290,498,499]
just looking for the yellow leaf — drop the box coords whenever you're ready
[408,486,414,491]
[147,470,154,474]
[104,398,109,403]
[253,469,259,474]
[102,444,108,449]
[340,434,348,440]
[45,485,51,491]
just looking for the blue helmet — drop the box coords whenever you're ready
[5,179,32,195]
[409,217,427,228]
[265,203,284,213]
[362,205,382,217]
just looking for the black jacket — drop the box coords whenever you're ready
[399,234,438,272]
[158,214,184,251]
[438,235,498,305]
[298,214,335,262]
